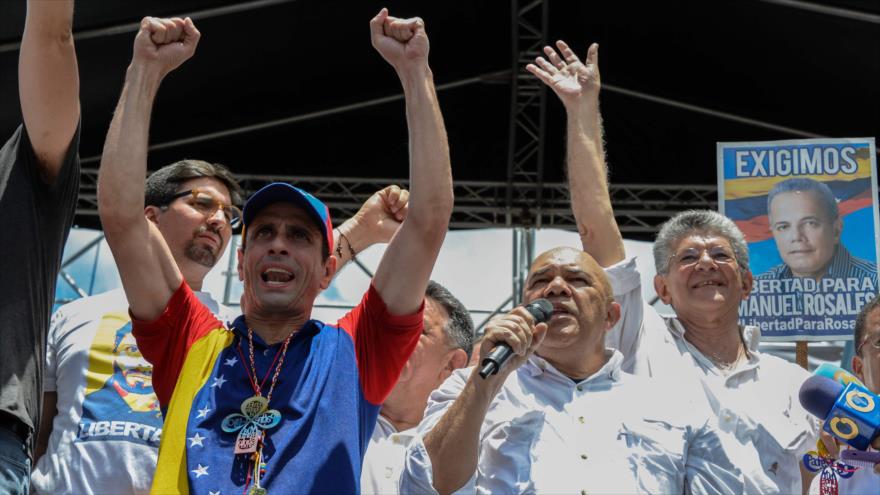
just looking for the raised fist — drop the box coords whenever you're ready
[369,8,429,72]
[345,185,409,248]
[132,17,200,76]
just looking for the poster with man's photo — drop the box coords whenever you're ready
[718,138,879,341]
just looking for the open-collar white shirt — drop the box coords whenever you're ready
[361,414,417,495]
[611,255,820,494]
[401,349,743,494]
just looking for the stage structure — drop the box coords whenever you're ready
[71,167,716,323]
[64,0,871,331]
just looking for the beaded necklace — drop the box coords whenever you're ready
[221,327,294,495]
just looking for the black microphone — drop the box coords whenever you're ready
[479,298,553,379]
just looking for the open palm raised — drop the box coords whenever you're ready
[527,41,599,106]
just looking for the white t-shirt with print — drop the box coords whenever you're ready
[31,288,236,495]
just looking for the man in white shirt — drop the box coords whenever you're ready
[401,245,742,494]
[361,281,473,495]
[31,158,409,495]
[533,37,819,493]
[807,298,880,494]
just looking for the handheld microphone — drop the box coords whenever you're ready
[814,363,866,388]
[479,299,553,379]
[799,375,880,451]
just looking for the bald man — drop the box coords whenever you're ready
[402,247,743,494]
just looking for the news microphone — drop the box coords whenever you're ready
[799,375,880,451]
[479,299,553,379]
[814,363,866,388]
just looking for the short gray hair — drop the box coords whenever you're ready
[767,177,838,221]
[653,210,750,275]
[426,280,475,360]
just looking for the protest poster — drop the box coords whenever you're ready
[718,138,878,341]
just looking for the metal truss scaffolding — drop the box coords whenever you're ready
[76,168,716,233]
[506,0,549,228]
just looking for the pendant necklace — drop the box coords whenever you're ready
[221,327,293,495]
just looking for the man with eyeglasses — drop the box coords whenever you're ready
[523,37,818,493]
[32,157,408,495]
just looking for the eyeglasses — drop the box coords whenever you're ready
[162,188,242,228]
[668,246,738,270]
[856,333,880,355]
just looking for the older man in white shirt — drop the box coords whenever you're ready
[401,244,741,494]
[536,37,819,493]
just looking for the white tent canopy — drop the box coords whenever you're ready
[57,227,843,367]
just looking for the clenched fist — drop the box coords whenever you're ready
[132,17,200,76]
[370,8,429,73]
[353,185,410,245]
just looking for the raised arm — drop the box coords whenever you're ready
[97,17,200,320]
[527,42,624,267]
[368,9,453,315]
[422,307,547,494]
[19,0,80,183]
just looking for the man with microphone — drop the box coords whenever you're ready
[401,247,743,494]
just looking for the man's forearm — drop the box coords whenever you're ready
[424,375,500,494]
[98,65,163,229]
[566,99,625,266]
[399,67,453,230]
[24,0,74,36]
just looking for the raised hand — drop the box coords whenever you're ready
[369,8,429,73]
[353,185,410,245]
[132,17,200,76]
[527,41,599,108]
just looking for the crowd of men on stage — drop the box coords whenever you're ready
[2,1,879,494]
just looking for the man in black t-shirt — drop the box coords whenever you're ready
[0,1,80,492]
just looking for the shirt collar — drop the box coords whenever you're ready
[375,414,418,440]
[523,349,624,384]
[826,245,853,278]
[666,317,761,352]
[665,317,762,375]
[770,245,851,279]
[229,315,320,349]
